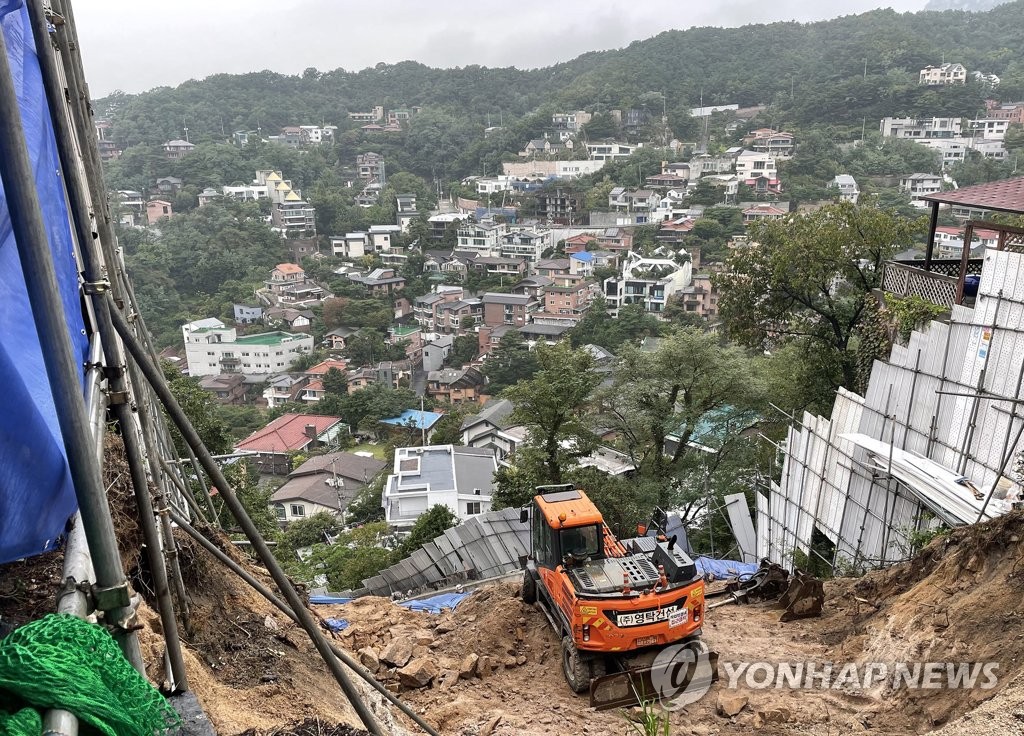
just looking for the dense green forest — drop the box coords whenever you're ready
[98,2,1024,182]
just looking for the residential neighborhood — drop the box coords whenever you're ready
[16,3,1024,735]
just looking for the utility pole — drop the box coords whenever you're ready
[864,58,868,80]
[419,395,426,446]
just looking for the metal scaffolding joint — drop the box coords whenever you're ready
[90,581,131,611]
[82,279,110,295]
[56,576,92,610]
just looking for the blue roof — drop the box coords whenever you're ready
[380,409,444,430]
[571,251,594,262]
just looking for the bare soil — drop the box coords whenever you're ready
[318,512,1024,736]
[7,432,1024,735]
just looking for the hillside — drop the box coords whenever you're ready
[924,0,1011,10]
[97,1,1024,157]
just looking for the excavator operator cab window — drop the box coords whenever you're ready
[560,524,601,560]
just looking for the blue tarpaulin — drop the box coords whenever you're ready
[399,592,470,614]
[694,556,759,581]
[324,618,349,632]
[309,595,354,605]
[0,1,86,564]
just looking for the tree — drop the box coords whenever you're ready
[715,202,924,390]
[314,521,395,591]
[161,361,232,455]
[598,328,764,507]
[504,342,601,485]
[448,334,479,366]
[283,511,339,549]
[688,180,724,206]
[346,477,386,524]
[220,461,279,538]
[397,504,458,557]
[482,331,539,394]
[430,408,469,445]
[322,367,348,396]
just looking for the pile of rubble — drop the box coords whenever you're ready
[327,583,545,695]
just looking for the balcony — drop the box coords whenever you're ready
[881,258,983,309]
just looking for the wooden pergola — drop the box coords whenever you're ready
[883,177,1024,308]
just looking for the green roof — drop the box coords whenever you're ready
[234,331,304,346]
[391,324,421,336]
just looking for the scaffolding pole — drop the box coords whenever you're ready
[0,17,144,671]
[26,0,189,690]
[107,299,384,735]
[168,511,441,736]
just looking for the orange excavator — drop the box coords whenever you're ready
[519,485,716,708]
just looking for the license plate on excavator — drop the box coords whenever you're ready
[635,635,658,647]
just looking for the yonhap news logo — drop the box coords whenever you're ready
[719,661,1000,691]
[650,651,999,710]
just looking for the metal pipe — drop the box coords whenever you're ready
[924,200,940,271]
[25,0,188,687]
[44,339,105,736]
[159,456,211,527]
[0,20,143,672]
[127,358,193,629]
[42,512,94,736]
[107,300,383,736]
[48,0,126,303]
[976,419,1024,523]
[85,337,106,451]
[185,443,221,527]
[167,511,440,736]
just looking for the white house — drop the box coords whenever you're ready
[831,174,860,204]
[331,232,368,258]
[971,118,1011,141]
[880,117,963,140]
[499,228,551,264]
[183,321,313,377]
[456,220,508,256]
[734,150,781,194]
[585,141,635,161]
[222,183,269,201]
[382,445,498,532]
[900,173,943,204]
[602,250,693,318]
[919,63,967,86]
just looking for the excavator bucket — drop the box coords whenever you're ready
[589,648,719,711]
[778,571,825,622]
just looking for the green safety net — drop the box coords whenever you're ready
[0,614,180,736]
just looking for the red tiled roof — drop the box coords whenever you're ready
[660,219,695,232]
[564,233,597,244]
[743,205,788,215]
[922,177,1024,214]
[935,225,1001,240]
[274,263,304,274]
[236,413,342,453]
[306,359,349,376]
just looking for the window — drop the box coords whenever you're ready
[275,504,286,520]
[560,524,601,559]
[466,501,482,515]
[290,504,305,517]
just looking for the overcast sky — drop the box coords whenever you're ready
[75,1,928,97]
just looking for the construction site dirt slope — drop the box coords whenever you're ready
[316,511,1024,736]
[112,505,1024,735]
